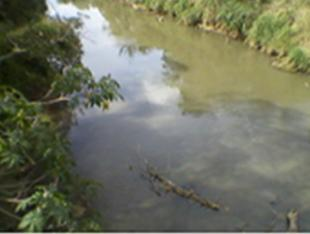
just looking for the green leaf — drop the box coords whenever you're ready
[18,209,45,232]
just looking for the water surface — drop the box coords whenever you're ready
[49,0,310,231]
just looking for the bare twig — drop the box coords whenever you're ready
[0,206,21,221]
[0,50,27,63]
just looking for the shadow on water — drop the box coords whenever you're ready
[48,0,310,231]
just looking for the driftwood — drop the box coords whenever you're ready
[144,164,220,211]
[134,160,299,229]
[268,206,300,232]
[287,210,299,232]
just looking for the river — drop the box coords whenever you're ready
[49,0,310,231]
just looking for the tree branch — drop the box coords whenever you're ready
[0,50,27,63]
[0,206,21,221]
[40,96,70,106]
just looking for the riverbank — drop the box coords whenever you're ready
[124,0,310,74]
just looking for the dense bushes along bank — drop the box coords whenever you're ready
[0,0,121,231]
[126,0,310,74]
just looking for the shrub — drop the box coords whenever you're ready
[0,19,81,100]
[0,87,105,231]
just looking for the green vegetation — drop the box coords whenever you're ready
[0,0,121,231]
[127,0,310,73]
[248,12,295,51]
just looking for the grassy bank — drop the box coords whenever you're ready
[126,0,310,74]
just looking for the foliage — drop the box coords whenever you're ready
[0,0,121,231]
[0,0,46,26]
[0,19,82,100]
[0,85,111,231]
[0,87,102,231]
[49,65,122,109]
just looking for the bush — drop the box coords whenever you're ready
[0,19,81,100]
[0,0,46,26]
[0,87,102,231]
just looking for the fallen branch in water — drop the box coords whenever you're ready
[287,210,298,232]
[144,164,220,211]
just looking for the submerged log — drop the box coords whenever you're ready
[287,210,298,232]
[145,165,220,211]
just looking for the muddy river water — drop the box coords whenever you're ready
[49,0,310,231]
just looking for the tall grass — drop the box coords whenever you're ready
[248,11,296,51]
[288,47,310,72]
[128,0,310,73]
[215,0,258,37]
[144,0,165,12]
[181,5,204,26]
